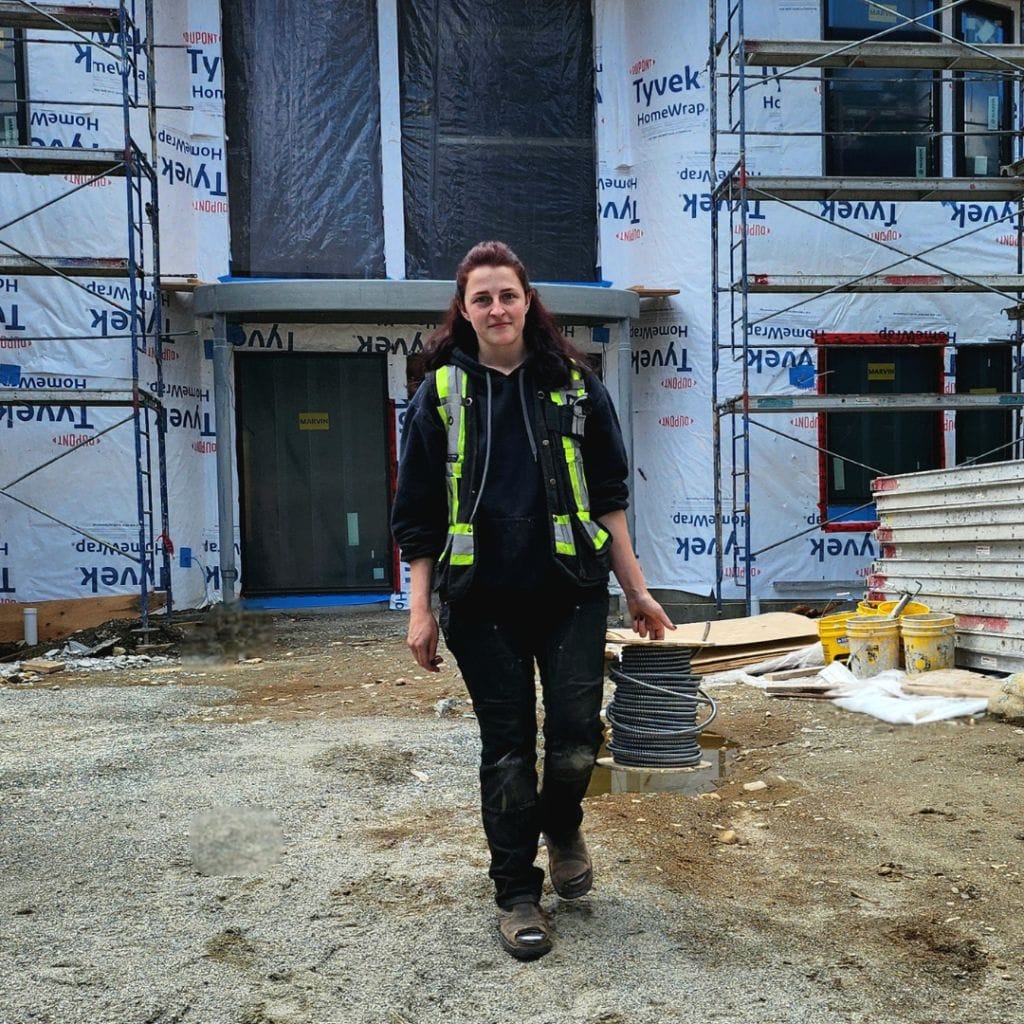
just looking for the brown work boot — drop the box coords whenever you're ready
[497,902,553,960]
[543,829,592,900]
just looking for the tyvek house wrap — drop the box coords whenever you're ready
[398,0,597,282]
[222,0,385,278]
[0,0,230,612]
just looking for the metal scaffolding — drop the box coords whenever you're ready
[0,1,171,624]
[708,0,1024,612]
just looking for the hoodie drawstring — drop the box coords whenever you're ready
[518,370,539,463]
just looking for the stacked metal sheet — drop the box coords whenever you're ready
[869,460,1024,674]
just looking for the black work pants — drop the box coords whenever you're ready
[441,586,607,908]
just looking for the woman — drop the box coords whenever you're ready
[391,241,672,961]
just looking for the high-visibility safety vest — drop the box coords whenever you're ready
[433,363,611,599]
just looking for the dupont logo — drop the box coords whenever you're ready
[616,227,643,242]
[660,376,696,391]
[630,57,655,76]
[658,414,693,428]
[53,434,100,448]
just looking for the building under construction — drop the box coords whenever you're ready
[0,0,1021,641]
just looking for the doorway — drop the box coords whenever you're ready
[235,352,393,594]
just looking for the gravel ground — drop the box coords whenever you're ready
[1,610,1021,1024]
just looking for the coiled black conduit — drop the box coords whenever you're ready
[606,645,717,767]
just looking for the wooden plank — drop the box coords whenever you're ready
[691,650,815,675]
[901,669,1001,700]
[767,691,843,700]
[0,593,165,644]
[765,680,832,693]
[761,667,826,682]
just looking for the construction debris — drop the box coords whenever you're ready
[988,673,1024,724]
[765,680,839,700]
[19,659,65,675]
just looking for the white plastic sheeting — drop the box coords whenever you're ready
[1,0,226,611]
[594,0,1016,601]
[1,0,1018,612]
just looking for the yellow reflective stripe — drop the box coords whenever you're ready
[552,514,575,555]
[561,436,586,512]
[578,513,610,551]
[450,522,474,565]
[435,367,474,567]
[454,370,468,523]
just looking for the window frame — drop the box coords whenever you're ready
[953,0,1017,177]
[814,331,947,532]
[953,342,1016,464]
[822,1,941,178]
[0,25,28,146]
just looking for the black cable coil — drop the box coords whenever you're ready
[605,644,717,767]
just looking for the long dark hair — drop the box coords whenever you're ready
[424,241,589,387]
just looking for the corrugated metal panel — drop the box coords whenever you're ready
[871,460,1024,675]
[876,541,1024,563]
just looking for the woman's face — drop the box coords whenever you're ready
[460,265,530,363]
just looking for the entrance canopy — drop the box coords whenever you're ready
[193,278,640,605]
[194,278,639,324]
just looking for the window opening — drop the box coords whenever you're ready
[954,1,1015,177]
[222,0,385,278]
[397,0,597,281]
[824,1,939,176]
[816,332,945,529]
[0,26,27,145]
[954,344,1014,464]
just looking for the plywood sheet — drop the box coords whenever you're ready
[0,593,164,644]
[607,612,818,650]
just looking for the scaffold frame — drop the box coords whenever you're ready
[0,1,172,625]
[708,0,1024,613]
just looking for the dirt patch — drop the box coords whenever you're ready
[3,607,1023,1023]
[204,927,260,968]
[308,742,418,784]
[888,918,988,977]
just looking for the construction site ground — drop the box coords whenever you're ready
[1,607,1022,1024]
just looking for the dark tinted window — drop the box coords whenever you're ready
[955,2,1014,177]
[824,1,939,176]
[820,341,943,523]
[0,27,26,145]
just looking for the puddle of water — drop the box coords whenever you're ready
[585,732,736,797]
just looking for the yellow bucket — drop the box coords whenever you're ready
[858,599,929,618]
[818,612,854,663]
[846,615,901,679]
[901,613,956,675]
[873,600,930,619]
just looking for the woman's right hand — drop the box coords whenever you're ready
[407,606,443,672]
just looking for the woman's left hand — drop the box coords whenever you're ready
[626,590,675,640]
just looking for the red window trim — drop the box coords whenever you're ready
[813,331,948,532]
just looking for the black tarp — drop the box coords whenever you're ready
[223,0,385,278]
[398,0,597,281]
